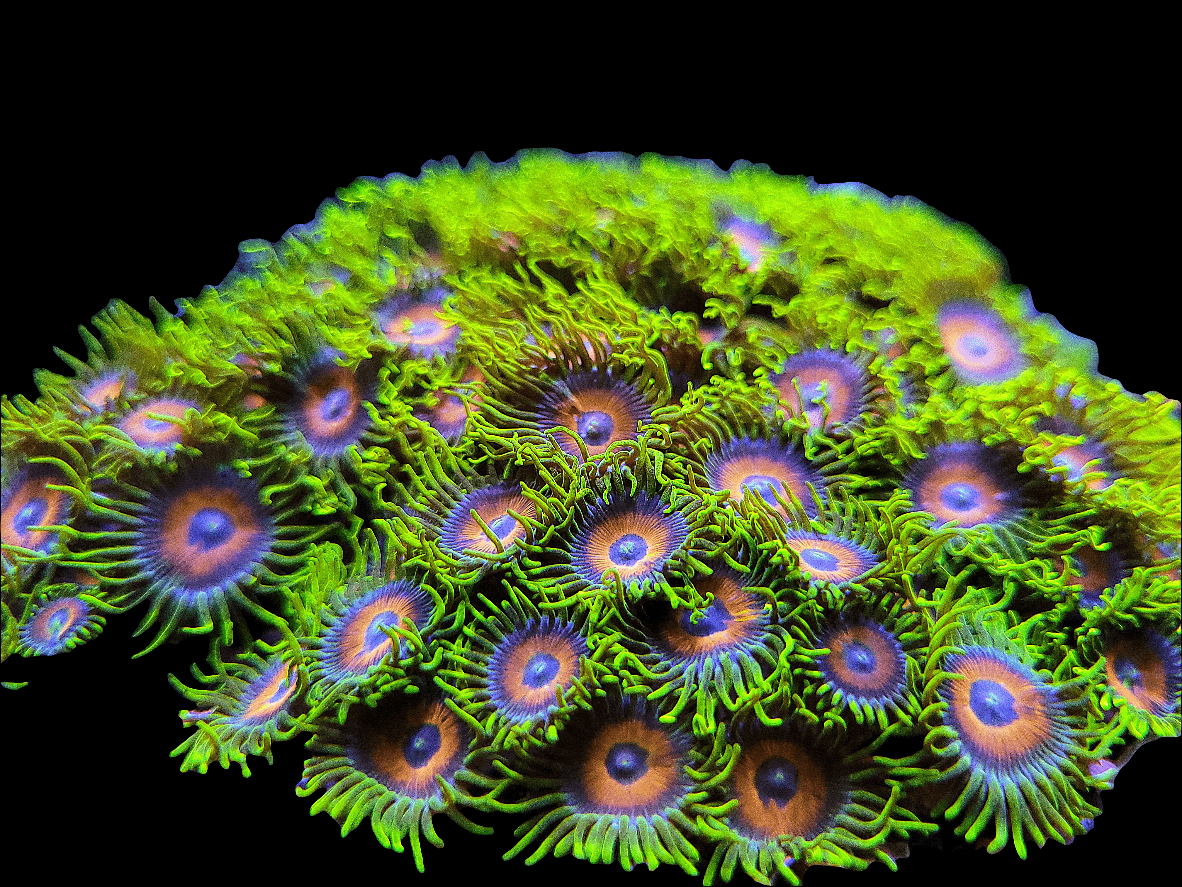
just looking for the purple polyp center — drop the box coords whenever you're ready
[47,607,73,638]
[522,652,560,688]
[267,674,293,705]
[679,596,731,638]
[364,612,400,651]
[969,679,1017,727]
[940,482,980,513]
[14,498,48,535]
[1053,453,1083,481]
[576,410,614,446]
[319,387,352,423]
[961,334,992,358]
[743,475,783,505]
[402,722,442,768]
[609,533,648,566]
[488,513,517,539]
[1113,654,1142,692]
[188,507,235,551]
[800,382,825,402]
[605,742,649,785]
[843,641,876,675]
[800,547,839,572]
[754,756,798,807]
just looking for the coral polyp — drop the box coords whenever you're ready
[773,347,879,435]
[1,467,72,558]
[4,152,1178,885]
[903,441,1025,530]
[921,599,1102,858]
[567,489,690,594]
[537,371,654,460]
[117,397,199,454]
[935,300,1025,385]
[703,436,824,518]
[374,286,462,360]
[498,692,712,875]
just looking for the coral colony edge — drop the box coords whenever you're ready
[3,153,1179,885]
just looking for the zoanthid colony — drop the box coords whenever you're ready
[3,152,1179,885]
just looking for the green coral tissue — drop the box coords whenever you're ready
[3,152,1179,885]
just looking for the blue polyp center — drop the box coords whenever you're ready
[487,513,517,540]
[609,533,649,567]
[522,652,560,688]
[604,741,649,786]
[576,410,615,446]
[802,403,827,430]
[268,674,292,705]
[1113,654,1143,691]
[47,606,73,639]
[800,547,839,572]
[364,612,400,651]
[940,482,980,513]
[143,417,174,432]
[754,756,799,808]
[800,381,825,403]
[187,507,236,551]
[743,474,783,505]
[402,722,442,768]
[14,498,48,535]
[960,333,992,359]
[411,319,440,338]
[679,596,731,638]
[842,640,877,675]
[319,387,353,423]
[969,678,1017,727]
[1052,452,1084,482]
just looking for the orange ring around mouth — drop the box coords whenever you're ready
[943,648,1054,768]
[2,469,71,557]
[730,736,839,840]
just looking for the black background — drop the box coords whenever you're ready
[5,140,1177,885]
